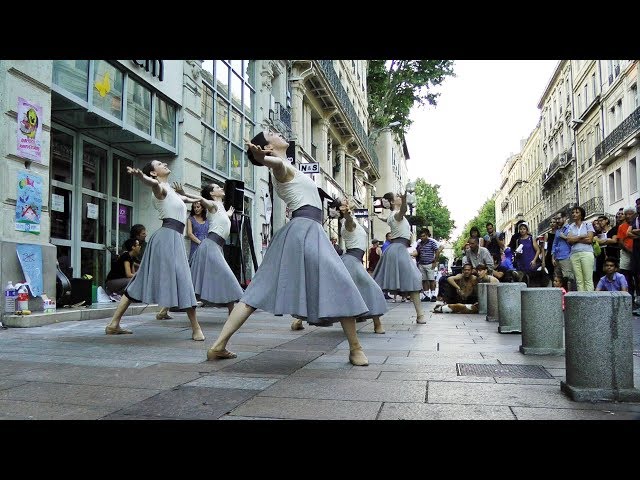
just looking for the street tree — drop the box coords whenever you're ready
[412,179,455,240]
[453,197,496,257]
[367,60,455,136]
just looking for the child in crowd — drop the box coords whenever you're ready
[595,257,628,292]
[552,275,568,311]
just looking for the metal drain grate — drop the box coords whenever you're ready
[457,363,554,379]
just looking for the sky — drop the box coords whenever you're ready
[405,60,559,242]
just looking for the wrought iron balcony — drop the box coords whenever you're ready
[315,60,379,171]
[538,217,552,235]
[581,196,604,219]
[595,106,640,164]
[542,149,573,188]
[271,101,292,139]
[500,198,509,212]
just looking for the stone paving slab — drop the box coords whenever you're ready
[218,350,322,375]
[229,396,381,420]
[378,402,515,420]
[0,352,158,369]
[310,354,388,364]
[7,364,202,389]
[0,379,28,391]
[378,371,496,383]
[184,375,280,390]
[291,368,381,379]
[110,386,260,420]
[0,360,43,377]
[258,376,426,402]
[0,382,159,408]
[426,381,639,409]
[511,406,638,420]
[494,377,562,385]
[0,400,115,420]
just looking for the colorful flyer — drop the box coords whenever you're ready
[15,171,43,234]
[17,97,44,163]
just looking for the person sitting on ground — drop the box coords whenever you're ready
[476,263,499,284]
[442,263,478,304]
[104,238,141,298]
[595,256,628,292]
[432,302,479,314]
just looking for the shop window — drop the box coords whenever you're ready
[216,135,229,174]
[50,186,72,240]
[92,60,123,119]
[216,96,229,136]
[230,109,242,145]
[81,194,106,244]
[154,96,176,146]
[126,77,151,134]
[201,126,214,169]
[112,154,133,201]
[52,60,89,100]
[230,145,243,180]
[202,85,214,126]
[51,129,73,184]
[231,72,243,110]
[82,143,107,192]
[216,60,229,98]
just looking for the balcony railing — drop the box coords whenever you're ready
[595,106,640,163]
[542,149,573,187]
[315,60,379,171]
[500,199,509,212]
[271,101,292,139]
[581,196,604,219]
[538,202,575,234]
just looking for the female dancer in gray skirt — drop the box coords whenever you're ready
[372,192,425,323]
[335,197,387,334]
[105,160,205,341]
[189,182,243,315]
[206,130,370,366]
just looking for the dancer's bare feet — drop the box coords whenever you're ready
[373,318,385,334]
[416,314,426,324]
[291,319,304,330]
[206,348,237,360]
[105,325,132,335]
[192,329,205,341]
[349,347,369,366]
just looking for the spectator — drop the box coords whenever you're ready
[415,228,443,302]
[595,257,628,292]
[483,222,504,259]
[564,206,595,291]
[464,237,494,274]
[381,232,392,254]
[476,263,499,284]
[552,275,568,311]
[330,236,343,256]
[469,226,485,248]
[186,200,209,263]
[105,238,141,298]
[367,239,382,274]
[443,263,478,304]
[552,210,576,291]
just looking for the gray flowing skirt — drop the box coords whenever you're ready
[125,226,197,309]
[240,216,368,326]
[342,254,388,319]
[190,237,243,306]
[372,242,423,294]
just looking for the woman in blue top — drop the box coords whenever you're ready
[186,201,209,263]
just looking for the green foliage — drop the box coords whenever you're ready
[453,198,496,257]
[412,179,455,240]
[367,60,455,137]
[438,254,449,266]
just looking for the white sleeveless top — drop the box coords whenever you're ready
[273,165,322,211]
[153,184,187,223]
[341,218,368,251]
[208,200,231,240]
[387,210,411,240]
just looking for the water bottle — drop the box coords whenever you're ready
[4,281,17,313]
[16,284,29,312]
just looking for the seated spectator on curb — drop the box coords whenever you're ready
[442,263,478,304]
[476,263,499,283]
[105,238,141,297]
[595,257,628,293]
[464,237,494,274]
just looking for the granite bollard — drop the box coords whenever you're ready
[561,291,640,402]
[497,282,527,333]
[477,283,488,316]
[519,287,564,355]
[486,283,499,322]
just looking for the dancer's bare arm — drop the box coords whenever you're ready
[127,166,166,200]
[246,142,294,183]
[341,205,356,232]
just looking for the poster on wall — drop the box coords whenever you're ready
[16,97,44,164]
[15,171,43,234]
[16,244,43,297]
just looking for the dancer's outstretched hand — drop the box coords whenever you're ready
[126,166,144,178]
[171,182,185,194]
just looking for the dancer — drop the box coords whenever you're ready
[188,182,242,315]
[331,197,387,333]
[206,130,370,366]
[105,160,205,341]
[372,191,425,323]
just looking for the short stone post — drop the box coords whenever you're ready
[561,291,640,402]
[477,283,488,316]
[497,282,527,333]
[519,287,564,355]
[486,284,499,322]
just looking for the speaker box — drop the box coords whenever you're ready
[224,180,245,212]
[69,278,93,306]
